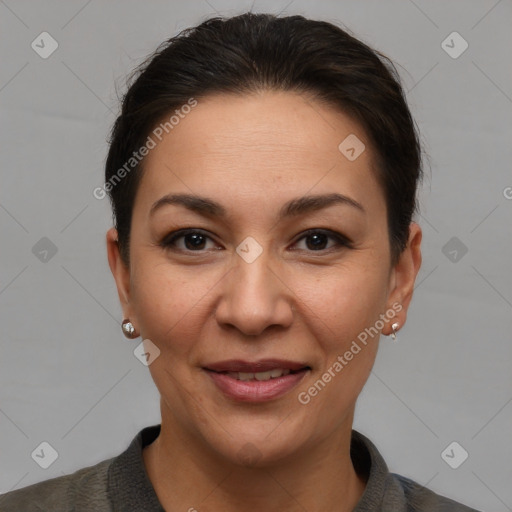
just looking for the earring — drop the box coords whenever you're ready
[390,322,399,341]
[122,319,138,339]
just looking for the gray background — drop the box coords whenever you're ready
[1,1,511,510]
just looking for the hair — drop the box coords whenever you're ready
[105,12,423,266]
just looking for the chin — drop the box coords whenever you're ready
[199,416,308,468]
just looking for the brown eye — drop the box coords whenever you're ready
[160,228,352,255]
[293,229,352,252]
[161,229,217,251]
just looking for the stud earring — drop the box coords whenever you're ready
[122,319,138,339]
[390,322,399,341]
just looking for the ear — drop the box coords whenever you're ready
[106,227,137,327]
[383,222,422,335]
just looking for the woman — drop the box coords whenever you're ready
[0,12,481,512]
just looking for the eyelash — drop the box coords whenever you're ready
[159,228,353,254]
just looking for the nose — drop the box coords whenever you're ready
[214,249,294,337]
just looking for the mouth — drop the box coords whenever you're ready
[205,367,308,381]
[203,359,311,402]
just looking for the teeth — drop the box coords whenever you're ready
[226,368,292,381]
[255,371,272,381]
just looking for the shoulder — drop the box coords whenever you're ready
[392,473,482,512]
[350,429,481,512]
[0,457,114,512]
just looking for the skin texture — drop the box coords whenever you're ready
[107,90,422,512]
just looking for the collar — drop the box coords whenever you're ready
[108,424,394,511]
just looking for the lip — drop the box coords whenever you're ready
[203,359,311,402]
[204,359,309,373]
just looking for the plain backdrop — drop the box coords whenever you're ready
[1,1,511,510]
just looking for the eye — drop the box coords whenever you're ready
[160,229,218,252]
[292,229,352,252]
[160,228,352,254]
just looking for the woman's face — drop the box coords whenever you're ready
[108,90,421,465]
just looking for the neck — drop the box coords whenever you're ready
[143,405,367,512]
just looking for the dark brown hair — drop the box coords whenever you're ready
[105,12,423,265]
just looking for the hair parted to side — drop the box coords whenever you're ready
[105,12,424,266]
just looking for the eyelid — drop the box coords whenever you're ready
[160,228,220,251]
[292,228,353,249]
[160,227,353,253]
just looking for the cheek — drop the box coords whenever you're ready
[295,275,384,423]
[297,264,389,345]
[130,240,390,356]
[292,264,388,408]
[130,261,219,355]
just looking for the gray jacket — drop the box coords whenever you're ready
[0,425,482,511]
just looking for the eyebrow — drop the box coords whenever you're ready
[149,192,365,220]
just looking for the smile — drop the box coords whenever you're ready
[224,368,292,381]
[203,363,310,402]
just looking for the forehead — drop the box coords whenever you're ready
[135,90,384,217]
